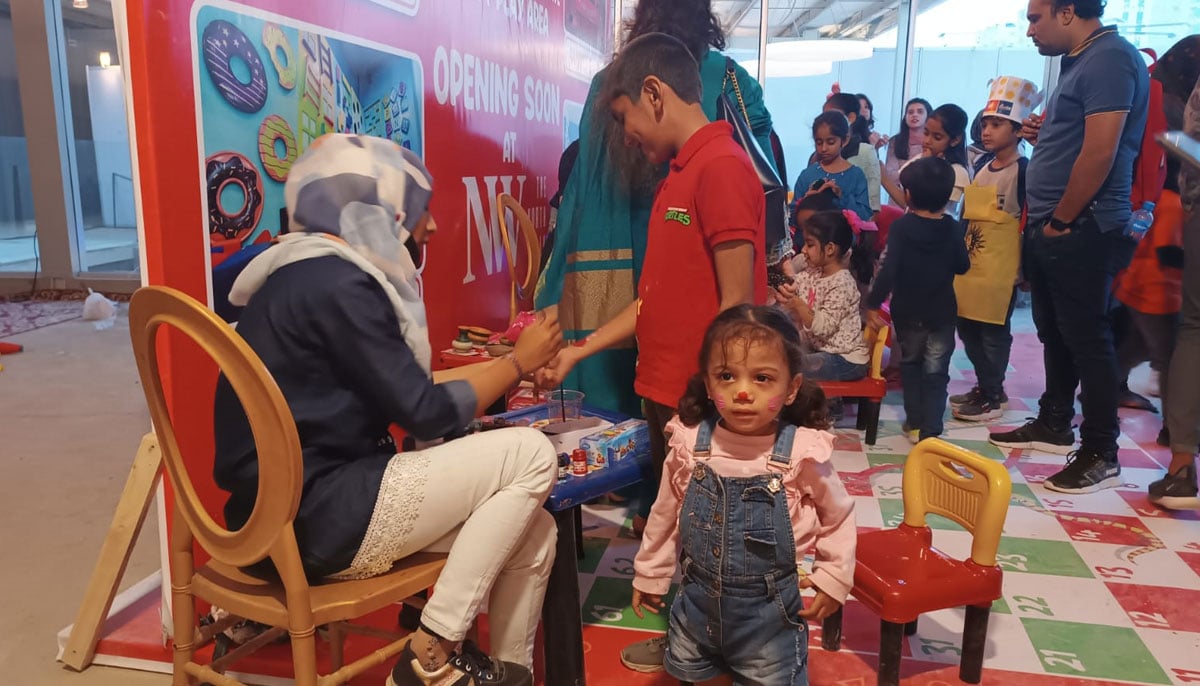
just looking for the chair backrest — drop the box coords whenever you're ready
[867,325,889,381]
[497,193,542,322]
[901,438,1011,567]
[128,286,304,570]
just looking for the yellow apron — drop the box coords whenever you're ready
[954,183,1021,325]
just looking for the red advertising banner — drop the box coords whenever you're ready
[129,0,606,510]
[110,0,609,657]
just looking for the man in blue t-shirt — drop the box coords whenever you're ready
[989,0,1148,494]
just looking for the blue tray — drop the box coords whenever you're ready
[498,404,652,512]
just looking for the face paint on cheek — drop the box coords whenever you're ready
[768,396,783,412]
[714,396,727,410]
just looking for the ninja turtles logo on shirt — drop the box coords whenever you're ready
[664,207,693,226]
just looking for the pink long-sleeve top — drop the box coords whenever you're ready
[633,416,857,603]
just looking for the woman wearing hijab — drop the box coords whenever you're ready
[533,0,777,421]
[214,134,563,686]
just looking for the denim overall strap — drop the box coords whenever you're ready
[768,423,797,472]
[693,416,719,456]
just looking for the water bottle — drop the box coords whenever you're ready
[1126,202,1156,240]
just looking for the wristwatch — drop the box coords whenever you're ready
[1048,216,1075,231]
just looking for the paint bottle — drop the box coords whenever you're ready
[571,448,589,477]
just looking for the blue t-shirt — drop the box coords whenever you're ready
[1026,26,1149,231]
[793,163,873,221]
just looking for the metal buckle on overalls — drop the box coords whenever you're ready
[767,475,782,494]
[693,464,706,481]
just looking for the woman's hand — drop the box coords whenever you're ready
[631,589,664,619]
[797,577,842,621]
[825,180,843,197]
[513,311,563,372]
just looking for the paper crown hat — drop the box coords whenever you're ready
[982,76,1043,123]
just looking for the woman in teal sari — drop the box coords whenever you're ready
[534,0,776,421]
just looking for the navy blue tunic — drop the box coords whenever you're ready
[213,255,475,578]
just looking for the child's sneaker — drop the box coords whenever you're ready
[901,422,920,445]
[953,395,1004,422]
[1044,448,1121,494]
[619,635,666,673]
[989,419,1075,455]
[1148,464,1200,510]
[388,640,531,686]
[950,387,1008,409]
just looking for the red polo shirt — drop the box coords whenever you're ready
[634,121,767,408]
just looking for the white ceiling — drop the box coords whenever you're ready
[710,0,947,48]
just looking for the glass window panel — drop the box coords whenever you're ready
[760,0,906,212]
[55,0,138,274]
[0,4,39,273]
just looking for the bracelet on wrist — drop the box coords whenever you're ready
[502,352,525,379]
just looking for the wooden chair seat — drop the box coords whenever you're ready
[195,554,447,630]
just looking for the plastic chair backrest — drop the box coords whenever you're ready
[867,325,888,381]
[128,286,304,569]
[901,439,1011,566]
[497,193,542,322]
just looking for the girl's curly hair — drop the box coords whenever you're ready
[678,305,830,430]
[626,0,726,62]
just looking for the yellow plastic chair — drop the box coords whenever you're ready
[822,439,1012,686]
[129,286,446,686]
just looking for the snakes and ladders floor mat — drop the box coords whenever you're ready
[573,313,1200,686]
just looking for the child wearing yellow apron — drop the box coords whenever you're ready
[951,76,1038,421]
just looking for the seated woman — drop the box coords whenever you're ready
[214,134,562,686]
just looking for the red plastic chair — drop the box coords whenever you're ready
[817,325,888,445]
[822,439,1013,685]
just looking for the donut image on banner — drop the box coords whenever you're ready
[192,1,424,265]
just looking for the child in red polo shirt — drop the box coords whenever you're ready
[538,31,766,522]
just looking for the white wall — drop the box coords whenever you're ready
[86,64,134,228]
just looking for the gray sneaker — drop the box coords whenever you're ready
[1044,449,1121,494]
[619,636,666,673]
[953,395,1005,422]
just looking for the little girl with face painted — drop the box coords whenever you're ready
[630,305,856,685]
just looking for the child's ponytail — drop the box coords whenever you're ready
[781,378,831,431]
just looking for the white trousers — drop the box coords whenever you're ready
[337,427,558,668]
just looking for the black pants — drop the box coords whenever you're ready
[957,288,1018,400]
[1024,215,1136,453]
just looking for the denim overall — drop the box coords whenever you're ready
[663,418,810,685]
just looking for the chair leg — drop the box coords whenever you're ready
[328,622,345,672]
[821,606,843,651]
[878,620,904,686]
[290,628,319,686]
[864,400,882,446]
[960,604,991,684]
[856,398,868,430]
[171,591,196,686]
[904,618,918,636]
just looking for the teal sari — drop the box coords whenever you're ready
[534,50,775,418]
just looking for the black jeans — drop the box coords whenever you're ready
[896,321,957,440]
[957,288,1018,400]
[1024,214,1137,453]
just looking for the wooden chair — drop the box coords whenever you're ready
[815,325,889,444]
[821,439,1012,685]
[496,193,542,323]
[128,286,447,686]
